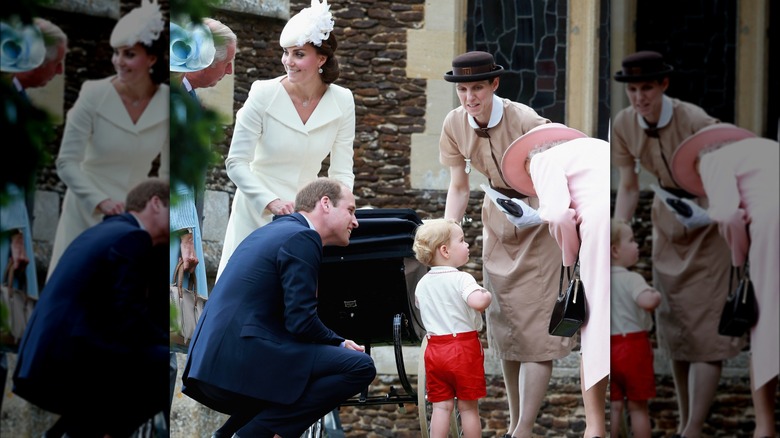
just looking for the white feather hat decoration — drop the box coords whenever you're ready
[279,0,335,48]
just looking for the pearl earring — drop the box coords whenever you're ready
[318,67,323,74]
[149,67,153,74]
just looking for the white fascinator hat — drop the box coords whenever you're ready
[1,17,45,73]
[279,0,335,48]
[170,20,215,72]
[110,0,166,48]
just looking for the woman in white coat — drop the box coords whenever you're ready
[216,0,354,279]
[47,0,169,279]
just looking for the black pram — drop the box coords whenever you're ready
[317,208,426,405]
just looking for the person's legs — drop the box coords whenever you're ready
[581,360,608,438]
[670,359,691,435]
[56,408,149,438]
[610,400,624,438]
[500,359,521,435]
[619,334,656,438]
[680,360,721,438]
[626,399,652,438]
[53,415,103,438]
[237,346,375,437]
[750,373,777,438]
[215,411,256,438]
[191,379,268,437]
[610,336,629,438]
[509,360,552,438]
[456,398,481,438]
[431,399,456,438]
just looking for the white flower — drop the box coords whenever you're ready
[0,17,45,73]
[170,20,216,72]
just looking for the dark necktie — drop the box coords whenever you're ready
[18,87,30,103]
[644,126,660,138]
[188,88,199,103]
[474,127,490,138]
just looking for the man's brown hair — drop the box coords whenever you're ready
[125,178,170,212]
[294,178,345,212]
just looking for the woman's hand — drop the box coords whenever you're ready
[97,199,125,216]
[179,232,199,272]
[267,199,295,216]
[10,231,29,272]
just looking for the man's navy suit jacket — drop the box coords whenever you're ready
[13,213,168,414]
[182,213,346,411]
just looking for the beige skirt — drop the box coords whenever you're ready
[481,198,574,362]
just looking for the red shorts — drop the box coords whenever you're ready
[610,331,656,401]
[424,331,486,403]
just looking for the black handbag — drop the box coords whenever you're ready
[548,258,587,337]
[718,259,758,337]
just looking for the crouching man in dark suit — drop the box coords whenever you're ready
[182,177,376,438]
[12,178,171,437]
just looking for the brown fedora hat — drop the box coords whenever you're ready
[613,51,673,83]
[444,51,505,83]
[501,123,587,197]
[670,123,757,197]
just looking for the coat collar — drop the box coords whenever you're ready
[99,76,169,133]
[264,76,342,133]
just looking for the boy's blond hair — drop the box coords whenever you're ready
[412,218,460,267]
[610,218,631,246]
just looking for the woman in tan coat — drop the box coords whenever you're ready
[439,51,572,438]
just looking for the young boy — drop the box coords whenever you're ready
[412,218,493,438]
[610,218,662,438]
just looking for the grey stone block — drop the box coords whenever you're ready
[202,190,230,243]
[217,0,290,20]
[171,353,229,437]
[32,191,60,242]
[1,353,60,437]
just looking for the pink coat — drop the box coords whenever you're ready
[530,137,611,390]
[699,138,779,390]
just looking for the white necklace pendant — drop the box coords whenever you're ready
[634,157,641,174]
[464,158,471,174]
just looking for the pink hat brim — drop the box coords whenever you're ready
[671,124,756,197]
[501,123,587,197]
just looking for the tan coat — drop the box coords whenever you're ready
[612,98,745,361]
[440,98,573,362]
